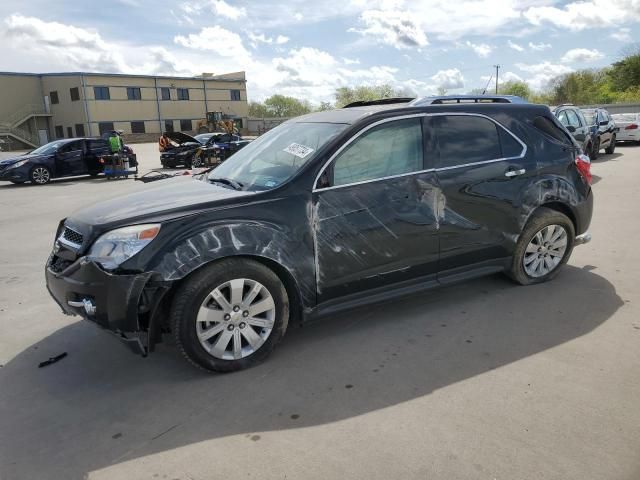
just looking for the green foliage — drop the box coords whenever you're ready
[498,81,532,100]
[609,52,640,92]
[317,101,334,111]
[248,95,313,118]
[334,84,404,107]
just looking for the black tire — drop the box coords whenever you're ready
[30,165,51,185]
[605,135,616,154]
[506,207,575,286]
[191,155,203,168]
[590,140,599,160]
[170,258,289,372]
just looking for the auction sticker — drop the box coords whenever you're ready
[284,143,314,159]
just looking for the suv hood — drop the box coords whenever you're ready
[67,176,254,228]
[166,131,201,145]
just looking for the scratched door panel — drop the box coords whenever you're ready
[313,172,440,302]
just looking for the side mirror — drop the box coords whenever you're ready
[599,121,608,126]
[566,125,576,133]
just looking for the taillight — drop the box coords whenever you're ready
[575,154,592,185]
[625,124,638,130]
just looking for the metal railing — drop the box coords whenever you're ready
[2,103,50,127]
[0,124,39,147]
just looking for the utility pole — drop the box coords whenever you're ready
[493,64,500,94]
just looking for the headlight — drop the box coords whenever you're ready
[88,224,160,270]
[7,159,29,169]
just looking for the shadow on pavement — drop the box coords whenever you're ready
[0,266,622,479]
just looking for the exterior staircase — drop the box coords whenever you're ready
[0,104,52,150]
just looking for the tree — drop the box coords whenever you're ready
[248,95,312,118]
[317,101,334,111]
[498,81,532,100]
[608,50,640,92]
[334,84,403,107]
[248,101,270,117]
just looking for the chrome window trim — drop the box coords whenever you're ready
[312,112,527,193]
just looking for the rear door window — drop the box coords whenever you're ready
[432,115,501,168]
[565,110,581,128]
[332,118,423,187]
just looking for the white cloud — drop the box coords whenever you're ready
[212,0,247,19]
[516,61,573,90]
[342,57,361,65]
[3,14,129,73]
[430,68,465,89]
[503,71,524,82]
[466,40,493,57]
[610,28,632,42]
[561,48,604,63]
[247,32,290,48]
[528,41,552,51]
[174,26,251,59]
[508,40,524,52]
[524,0,640,31]
[349,8,428,49]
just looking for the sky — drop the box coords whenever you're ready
[0,0,638,104]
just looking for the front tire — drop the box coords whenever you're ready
[605,135,616,154]
[30,166,51,185]
[590,140,599,160]
[170,258,289,372]
[507,207,575,285]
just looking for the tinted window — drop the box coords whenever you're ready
[88,139,108,150]
[59,140,83,153]
[161,87,171,100]
[177,88,189,101]
[94,86,110,100]
[498,128,523,158]
[70,87,80,101]
[433,115,501,168]
[332,118,423,187]
[533,116,573,144]
[127,87,142,100]
[180,119,192,131]
[565,110,581,127]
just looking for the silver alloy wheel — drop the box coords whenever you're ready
[196,278,276,360]
[191,155,202,167]
[32,167,50,184]
[523,224,568,278]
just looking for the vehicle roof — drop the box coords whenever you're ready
[292,102,553,125]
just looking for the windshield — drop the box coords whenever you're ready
[29,140,68,155]
[195,133,213,143]
[208,122,348,191]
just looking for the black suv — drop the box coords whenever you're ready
[553,105,594,156]
[46,98,593,372]
[581,108,618,159]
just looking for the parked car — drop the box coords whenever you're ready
[160,132,250,168]
[0,138,111,185]
[553,105,594,156]
[46,98,593,372]
[581,108,618,159]
[611,113,640,144]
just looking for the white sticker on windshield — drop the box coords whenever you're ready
[283,143,314,159]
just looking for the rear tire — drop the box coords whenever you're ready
[605,135,616,154]
[170,258,289,372]
[590,140,599,160]
[506,207,575,286]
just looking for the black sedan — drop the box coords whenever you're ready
[160,132,251,168]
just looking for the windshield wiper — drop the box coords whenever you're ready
[208,177,244,190]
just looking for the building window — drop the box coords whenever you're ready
[180,119,192,131]
[160,87,171,101]
[164,120,174,133]
[177,88,190,101]
[98,122,115,136]
[75,124,85,137]
[127,87,142,100]
[230,89,241,101]
[54,125,64,139]
[67,127,73,138]
[131,121,146,134]
[70,87,80,102]
[94,86,110,100]
[50,91,59,104]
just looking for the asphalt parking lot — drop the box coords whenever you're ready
[0,143,639,480]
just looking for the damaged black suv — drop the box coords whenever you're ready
[46,96,594,372]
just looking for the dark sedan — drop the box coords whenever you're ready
[0,138,110,185]
[160,132,251,168]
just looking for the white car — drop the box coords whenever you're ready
[611,113,639,144]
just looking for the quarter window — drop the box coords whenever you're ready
[432,115,501,168]
[332,118,423,187]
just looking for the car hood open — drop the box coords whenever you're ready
[166,132,201,145]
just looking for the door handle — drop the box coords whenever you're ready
[505,168,526,177]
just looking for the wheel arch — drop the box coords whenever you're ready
[537,201,577,232]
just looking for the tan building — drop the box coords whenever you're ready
[0,71,248,149]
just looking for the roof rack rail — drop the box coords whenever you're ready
[342,97,416,108]
[410,95,528,106]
